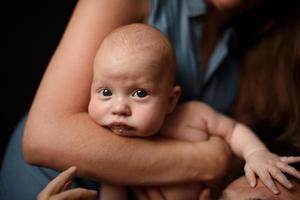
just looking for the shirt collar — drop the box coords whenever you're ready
[186,0,207,17]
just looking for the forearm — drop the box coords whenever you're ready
[230,123,268,160]
[24,111,230,185]
[23,112,183,184]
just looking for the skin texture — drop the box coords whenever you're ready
[220,176,300,200]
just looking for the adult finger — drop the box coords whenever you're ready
[244,165,256,187]
[50,188,97,200]
[39,166,77,197]
[61,180,72,192]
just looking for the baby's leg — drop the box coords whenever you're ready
[100,183,127,200]
[157,124,208,199]
[159,183,204,200]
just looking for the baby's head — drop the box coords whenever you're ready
[88,23,181,137]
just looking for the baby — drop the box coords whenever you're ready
[39,23,300,200]
[87,23,300,199]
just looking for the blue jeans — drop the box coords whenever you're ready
[0,116,99,200]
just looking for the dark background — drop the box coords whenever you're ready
[1,1,77,164]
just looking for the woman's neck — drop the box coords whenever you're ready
[200,7,231,68]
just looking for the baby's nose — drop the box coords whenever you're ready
[112,101,131,116]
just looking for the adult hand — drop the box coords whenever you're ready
[37,166,97,200]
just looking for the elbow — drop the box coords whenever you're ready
[22,115,54,166]
[22,119,41,165]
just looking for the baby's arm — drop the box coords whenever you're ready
[199,102,300,194]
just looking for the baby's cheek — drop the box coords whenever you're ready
[138,110,165,135]
[88,100,103,124]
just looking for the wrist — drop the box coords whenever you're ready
[243,147,269,161]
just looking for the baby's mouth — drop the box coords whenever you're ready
[107,122,135,136]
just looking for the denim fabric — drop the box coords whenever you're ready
[147,0,239,113]
[0,116,99,200]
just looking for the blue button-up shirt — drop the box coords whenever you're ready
[147,0,239,113]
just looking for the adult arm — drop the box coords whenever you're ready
[23,0,230,185]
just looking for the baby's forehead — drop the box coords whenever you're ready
[103,24,171,56]
[95,24,176,82]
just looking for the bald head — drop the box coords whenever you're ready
[220,176,300,200]
[94,23,176,86]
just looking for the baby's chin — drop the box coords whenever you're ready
[111,128,134,137]
[110,126,155,137]
[108,124,137,137]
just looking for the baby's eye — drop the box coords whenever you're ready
[99,89,112,96]
[132,89,148,98]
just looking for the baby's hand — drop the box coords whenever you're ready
[244,150,300,194]
[38,166,97,200]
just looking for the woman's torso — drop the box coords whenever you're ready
[146,0,239,114]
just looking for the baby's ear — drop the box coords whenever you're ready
[167,85,181,114]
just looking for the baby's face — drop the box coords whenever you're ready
[88,48,177,137]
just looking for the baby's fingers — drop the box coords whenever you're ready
[244,165,256,187]
[257,171,279,194]
[276,162,300,179]
[280,156,300,164]
[269,166,293,189]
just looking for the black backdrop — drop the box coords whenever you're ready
[1,1,77,163]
